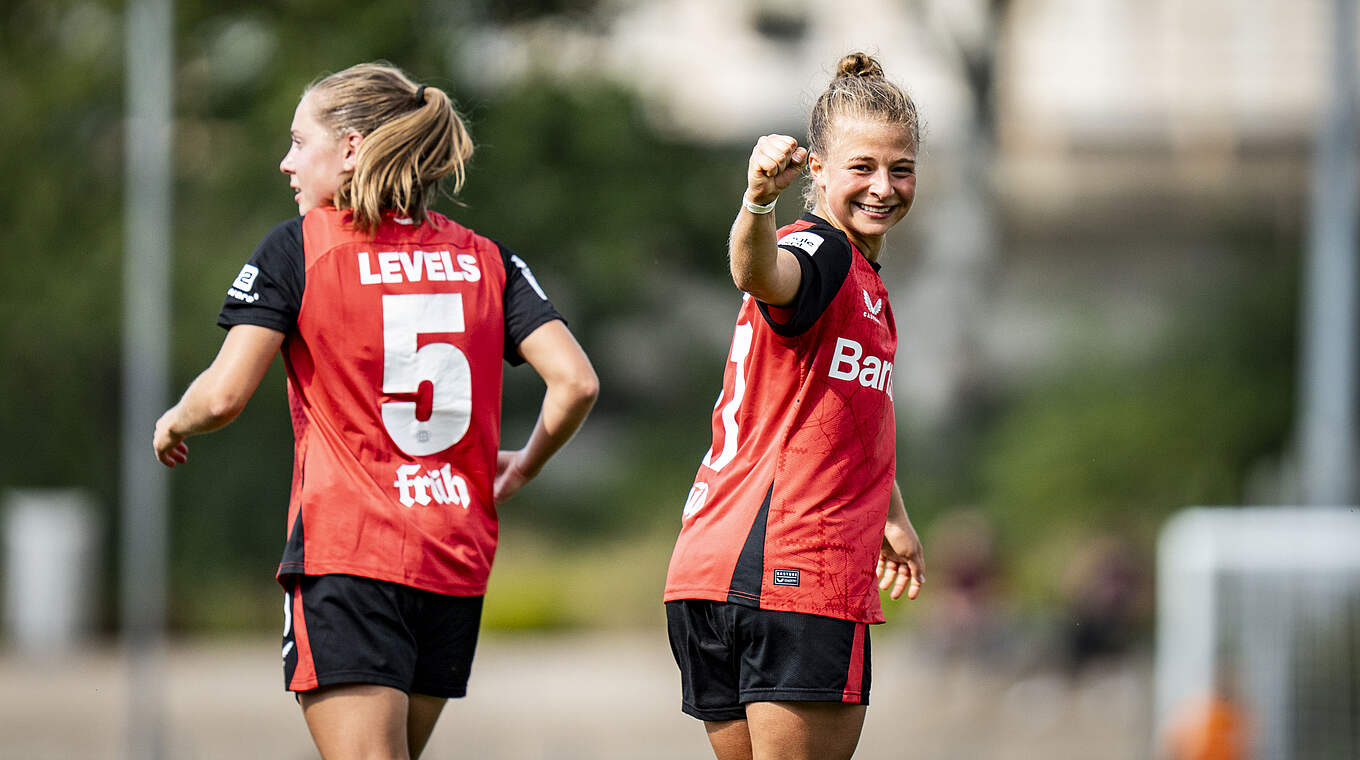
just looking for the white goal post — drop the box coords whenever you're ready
[1156,507,1360,759]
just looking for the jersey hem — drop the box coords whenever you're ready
[505,313,562,366]
[277,564,490,598]
[218,313,293,334]
[680,701,746,722]
[662,588,886,625]
[291,669,410,695]
[756,251,817,338]
[739,686,868,706]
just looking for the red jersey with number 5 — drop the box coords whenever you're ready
[279,207,509,595]
[664,214,897,623]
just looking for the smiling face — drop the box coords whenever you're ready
[278,92,357,215]
[809,116,917,260]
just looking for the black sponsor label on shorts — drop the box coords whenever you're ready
[772,568,800,586]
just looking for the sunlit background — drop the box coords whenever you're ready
[1,1,1357,758]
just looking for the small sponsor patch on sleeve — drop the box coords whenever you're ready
[683,482,709,519]
[778,231,824,256]
[772,568,801,586]
[232,264,260,291]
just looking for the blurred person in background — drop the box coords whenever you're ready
[920,509,1015,662]
[153,62,597,759]
[663,52,926,760]
[1059,534,1149,674]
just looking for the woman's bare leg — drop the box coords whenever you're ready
[300,683,410,760]
[704,718,754,760]
[405,694,447,758]
[744,701,867,760]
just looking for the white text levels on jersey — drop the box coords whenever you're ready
[358,250,481,285]
[827,337,894,395]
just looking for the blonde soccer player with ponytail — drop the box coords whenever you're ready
[664,52,925,760]
[154,63,597,758]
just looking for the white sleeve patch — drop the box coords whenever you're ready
[778,231,824,256]
[232,264,260,291]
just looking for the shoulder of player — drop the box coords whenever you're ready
[417,212,504,257]
[261,215,303,247]
[420,209,473,241]
[381,211,508,271]
[487,237,528,275]
[775,214,851,261]
[248,216,304,266]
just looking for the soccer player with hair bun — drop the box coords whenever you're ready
[154,62,598,759]
[664,51,926,760]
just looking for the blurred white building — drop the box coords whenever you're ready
[459,0,1350,423]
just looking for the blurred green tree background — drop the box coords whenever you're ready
[0,0,1298,640]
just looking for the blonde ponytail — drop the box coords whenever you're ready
[306,63,474,232]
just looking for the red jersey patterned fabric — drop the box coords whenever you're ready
[664,214,898,624]
[279,207,510,596]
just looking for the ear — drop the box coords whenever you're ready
[807,152,827,191]
[340,131,364,172]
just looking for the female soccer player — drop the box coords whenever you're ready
[663,52,926,760]
[153,63,598,759]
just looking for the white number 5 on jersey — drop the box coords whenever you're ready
[380,293,473,456]
[701,321,753,473]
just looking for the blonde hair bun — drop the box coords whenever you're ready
[835,52,885,80]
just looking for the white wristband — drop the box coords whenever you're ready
[742,195,777,215]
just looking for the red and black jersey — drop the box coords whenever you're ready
[218,207,561,596]
[664,213,898,623]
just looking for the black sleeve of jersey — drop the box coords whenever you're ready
[498,242,565,366]
[217,217,304,334]
[755,221,853,337]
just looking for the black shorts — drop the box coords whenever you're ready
[281,574,483,698]
[665,599,871,722]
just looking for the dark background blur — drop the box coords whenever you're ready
[0,0,1310,660]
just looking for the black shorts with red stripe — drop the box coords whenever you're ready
[665,599,871,721]
[281,574,482,698]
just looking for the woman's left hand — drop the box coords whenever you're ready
[878,497,925,600]
[153,410,189,467]
[493,449,533,505]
